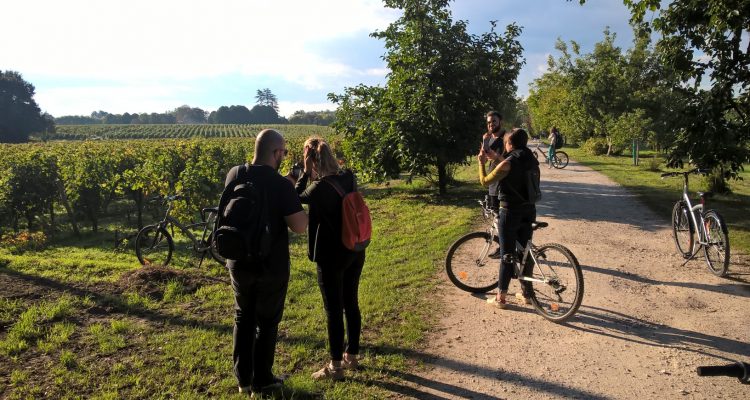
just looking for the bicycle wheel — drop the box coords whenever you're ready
[445,232,499,293]
[526,243,583,322]
[207,232,227,265]
[671,201,694,258]
[135,225,174,267]
[702,210,730,277]
[552,151,569,169]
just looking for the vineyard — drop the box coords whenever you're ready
[51,124,333,140]
[0,134,338,238]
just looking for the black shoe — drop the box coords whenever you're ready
[251,376,285,397]
[487,248,502,259]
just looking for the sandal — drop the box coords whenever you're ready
[311,363,344,381]
[486,297,507,308]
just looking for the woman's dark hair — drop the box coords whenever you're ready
[507,128,528,149]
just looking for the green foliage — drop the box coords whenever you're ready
[605,108,653,152]
[528,29,681,151]
[582,137,609,155]
[576,0,750,188]
[0,149,58,230]
[330,0,524,194]
[0,70,54,143]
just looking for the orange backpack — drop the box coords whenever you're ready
[323,176,372,252]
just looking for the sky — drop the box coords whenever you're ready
[1,0,637,118]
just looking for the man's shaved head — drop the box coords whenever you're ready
[255,129,284,158]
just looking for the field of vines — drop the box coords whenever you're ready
[0,133,337,238]
[52,124,332,140]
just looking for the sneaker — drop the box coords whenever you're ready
[342,355,359,370]
[312,363,344,381]
[487,248,502,259]
[515,292,532,305]
[250,376,284,397]
[486,296,506,309]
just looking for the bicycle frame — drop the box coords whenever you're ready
[678,174,710,247]
[478,198,548,285]
[154,200,212,253]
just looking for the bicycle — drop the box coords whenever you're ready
[532,142,569,169]
[135,194,226,267]
[445,196,584,322]
[661,169,730,276]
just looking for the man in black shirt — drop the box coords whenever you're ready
[224,129,307,397]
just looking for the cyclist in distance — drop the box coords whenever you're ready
[547,127,560,169]
[478,128,539,308]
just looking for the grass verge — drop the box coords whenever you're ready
[0,169,484,399]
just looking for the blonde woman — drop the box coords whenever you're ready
[293,137,366,381]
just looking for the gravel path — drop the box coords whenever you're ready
[399,156,750,399]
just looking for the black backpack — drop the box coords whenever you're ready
[553,132,564,149]
[212,164,272,262]
[507,159,542,205]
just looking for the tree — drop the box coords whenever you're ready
[330,0,524,194]
[172,105,207,124]
[255,88,279,112]
[249,104,281,124]
[0,71,51,143]
[577,0,750,188]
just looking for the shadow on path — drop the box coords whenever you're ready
[563,305,748,362]
[581,264,750,297]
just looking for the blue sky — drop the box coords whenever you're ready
[1,0,636,118]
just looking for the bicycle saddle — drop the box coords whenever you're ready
[532,221,548,230]
[696,191,713,198]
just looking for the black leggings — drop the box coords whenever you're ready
[316,251,366,361]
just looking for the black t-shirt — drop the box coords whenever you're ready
[295,169,357,263]
[224,164,303,269]
[498,147,538,208]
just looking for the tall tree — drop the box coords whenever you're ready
[0,71,51,143]
[255,88,279,112]
[330,0,524,194]
[577,0,750,185]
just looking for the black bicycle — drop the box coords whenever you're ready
[135,194,225,267]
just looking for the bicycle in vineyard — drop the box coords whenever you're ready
[532,142,569,169]
[135,194,226,267]
[445,196,584,322]
[661,169,730,276]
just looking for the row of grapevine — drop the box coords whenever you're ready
[52,124,334,141]
[0,135,339,236]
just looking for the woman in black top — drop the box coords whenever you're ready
[478,128,538,308]
[294,137,366,380]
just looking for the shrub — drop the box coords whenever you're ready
[582,137,608,155]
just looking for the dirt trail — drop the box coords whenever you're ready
[401,156,750,399]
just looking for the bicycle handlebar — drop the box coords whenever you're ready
[659,168,708,179]
[697,362,749,384]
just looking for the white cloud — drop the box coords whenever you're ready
[278,100,336,118]
[34,85,193,115]
[1,0,398,86]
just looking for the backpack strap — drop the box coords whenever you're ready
[322,175,347,198]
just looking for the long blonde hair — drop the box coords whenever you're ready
[304,137,340,178]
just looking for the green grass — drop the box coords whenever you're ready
[565,147,750,255]
[0,169,483,399]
